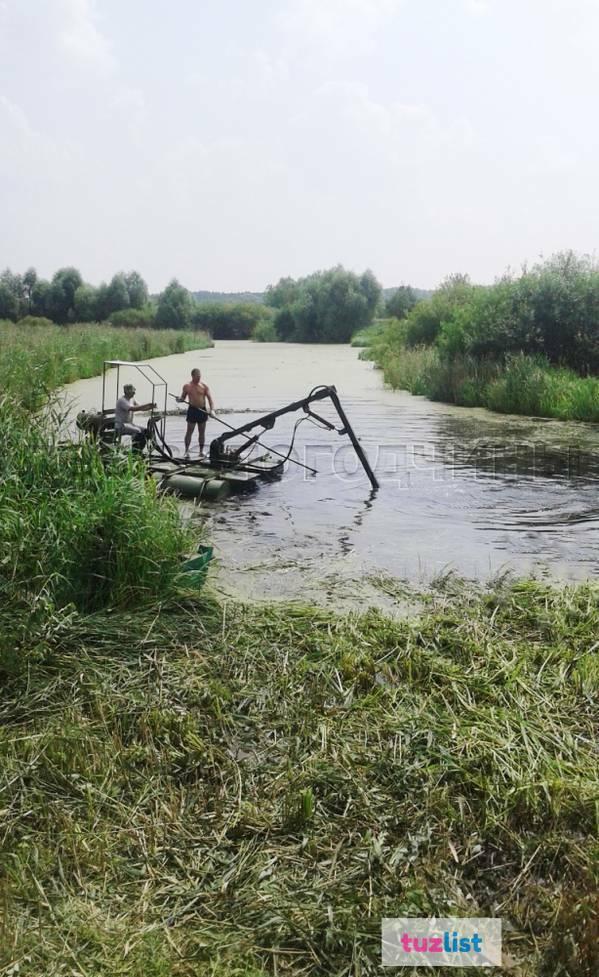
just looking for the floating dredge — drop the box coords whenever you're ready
[76,360,379,501]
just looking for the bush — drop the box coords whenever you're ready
[252,318,279,342]
[107,306,156,329]
[266,266,382,343]
[16,315,55,328]
[192,302,272,340]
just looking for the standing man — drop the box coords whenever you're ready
[114,383,155,449]
[177,368,215,458]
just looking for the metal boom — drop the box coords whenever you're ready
[209,385,379,490]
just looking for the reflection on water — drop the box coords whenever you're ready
[64,341,599,604]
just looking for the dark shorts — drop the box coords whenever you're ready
[186,405,208,424]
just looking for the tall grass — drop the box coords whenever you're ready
[370,342,599,420]
[0,323,200,674]
[350,319,393,348]
[1,318,598,975]
[0,398,190,671]
[0,579,597,974]
[0,322,212,410]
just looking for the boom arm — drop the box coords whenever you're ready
[209,385,379,490]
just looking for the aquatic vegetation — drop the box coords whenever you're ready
[0,398,191,659]
[368,344,599,421]
[0,324,201,665]
[1,319,597,975]
[0,580,597,974]
[365,253,599,421]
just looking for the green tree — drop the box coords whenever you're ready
[49,267,83,323]
[0,283,18,321]
[73,284,98,322]
[155,279,194,329]
[0,269,25,321]
[31,278,52,318]
[386,285,418,320]
[405,274,474,347]
[191,301,270,339]
[104,274,130,317]
[266,266,382,343]
[264,277,300,309]
[124,271,149,309]
[22,268,37,314]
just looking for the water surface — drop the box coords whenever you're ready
[65,341,599,607]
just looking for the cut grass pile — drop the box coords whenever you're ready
[1,578,597,975]
[0,322,212,411]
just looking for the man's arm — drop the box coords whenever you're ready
[176,384,189,404]
[131,401,156,412]
[205,385,215,412]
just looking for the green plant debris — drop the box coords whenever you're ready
[1,582,597,975]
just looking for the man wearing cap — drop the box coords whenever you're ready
[114,384,155,447]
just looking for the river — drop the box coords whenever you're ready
[64,341,599,610]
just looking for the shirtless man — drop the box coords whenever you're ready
[176,368,215,458]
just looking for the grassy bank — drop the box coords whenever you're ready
[0,322,212,409]
[1,579,598,975]
[349,319,392,348]
[366,343,599,421]
[0,323,197,670]
[363,254,599,421]
[1,324,598,975]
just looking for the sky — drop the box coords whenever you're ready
[1,0,598,293]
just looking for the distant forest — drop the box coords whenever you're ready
[189,286,432,306]
[0,264,429,343]
[191,290,265,305]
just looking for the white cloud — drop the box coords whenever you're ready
[463,0,492,14]
[276,0,404,58]
[57,0,116,74]
[0,94,32,136]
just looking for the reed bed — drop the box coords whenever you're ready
[350,320,392,348]
[368,344,599,422]
[1,580,598,975]
[1,323,597,975]
[0,322,212,411]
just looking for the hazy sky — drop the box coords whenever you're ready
[1,0,598,292]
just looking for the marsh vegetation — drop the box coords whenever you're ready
[365,254,599,422]
[0,321,597,976]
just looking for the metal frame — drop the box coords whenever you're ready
[209,384,379,490]
[101,360,168,459]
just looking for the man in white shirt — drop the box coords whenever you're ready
[114,384,155,444]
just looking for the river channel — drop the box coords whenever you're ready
[64,341,599,609]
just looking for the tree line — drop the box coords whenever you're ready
[1,263,428,343]
[393,253,599,374]
[0,267,273,339]
[0,267,149,325]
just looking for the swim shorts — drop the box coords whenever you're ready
[186,405,208,424]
